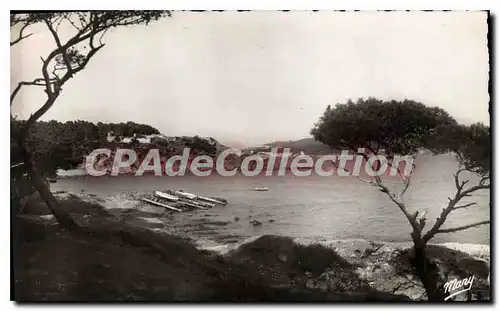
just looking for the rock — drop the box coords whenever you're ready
[355,261,425,300]
[268,219,275,223]
[234,217,240,221]
[306,279,328,291]
[278,254,287,262]
[250,220,262,226]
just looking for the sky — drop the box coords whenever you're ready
[11,11,489,147]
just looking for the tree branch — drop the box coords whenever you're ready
[423,166,490,243]
[376,180,419,228]
[14,10,166,142]
[355,176,374,184]
[45,18,73,72]
[400,162,414,197]
[452,168,468,192]
[357,152,421,234]
[20,42,105,142]
[10,78,51,105]
[19,19,106,141]
[10,32,33,46]
[452,202,477,210]
[10,21,33,46]
[435,220,490,234]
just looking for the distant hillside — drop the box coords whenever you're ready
[265,138,337,155]
[11,119,228,176]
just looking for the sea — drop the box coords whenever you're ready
[52,153,490,248]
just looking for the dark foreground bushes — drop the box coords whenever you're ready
[13,197,409,302]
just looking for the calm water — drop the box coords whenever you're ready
[52,154,490,246]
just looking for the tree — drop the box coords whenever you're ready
[311,98,490,301]
[11,11,169,229]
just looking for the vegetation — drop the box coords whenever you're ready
[187,135,218,155]
[15,193,489,301]
[311,98,490,301]
[11,13,490,302]
[11,11,169,229]
[10,119,161,219]
[265,138,337,155]
[11,119,160,174]
[13,195,409,301]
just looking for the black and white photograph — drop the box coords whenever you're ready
[10,8,492,303]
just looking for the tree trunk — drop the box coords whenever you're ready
[413,241,444,301]
[17,137,79,231]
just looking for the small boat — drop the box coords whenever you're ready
[197,195,227,205]
[175,190,197,200]
[179,199,208,210]
[141,189,228,212]
[154,191,179,201]
[194,200,216,208]
[141,198,182,212]
[254,187,268,191]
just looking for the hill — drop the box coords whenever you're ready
[11,119,228,176]
[265,138,337,155]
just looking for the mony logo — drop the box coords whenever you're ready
[443,275,475,301]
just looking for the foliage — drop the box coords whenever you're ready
[311,98,458,157]
[11,11,170,233]
[11,11,169,47]
[426,122,490,175]
[11,119,161,176]
[311,98,490,301]
[187,135,217,155]
[11,11,170,141]
[96,121,160,137]
[266,138,337,155]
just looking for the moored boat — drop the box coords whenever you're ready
[254,187,269,191]
[174,190,197,200]
[141,198,182,212]
[154,191,179,201]
[194,200,216,208]
[197,195,227,205]
[178,199,208,210]
[141,189,228,212]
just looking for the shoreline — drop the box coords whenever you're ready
[17,192,491,301]
[42,191,491,263]
[198,235,490,263]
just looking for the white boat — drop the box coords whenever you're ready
[197,195,227,205]
[141,198,182,212]
[175,190,197,200]
[254,187,269,191]
[154,191,179,201]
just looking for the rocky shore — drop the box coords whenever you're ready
[14,192,491,301]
